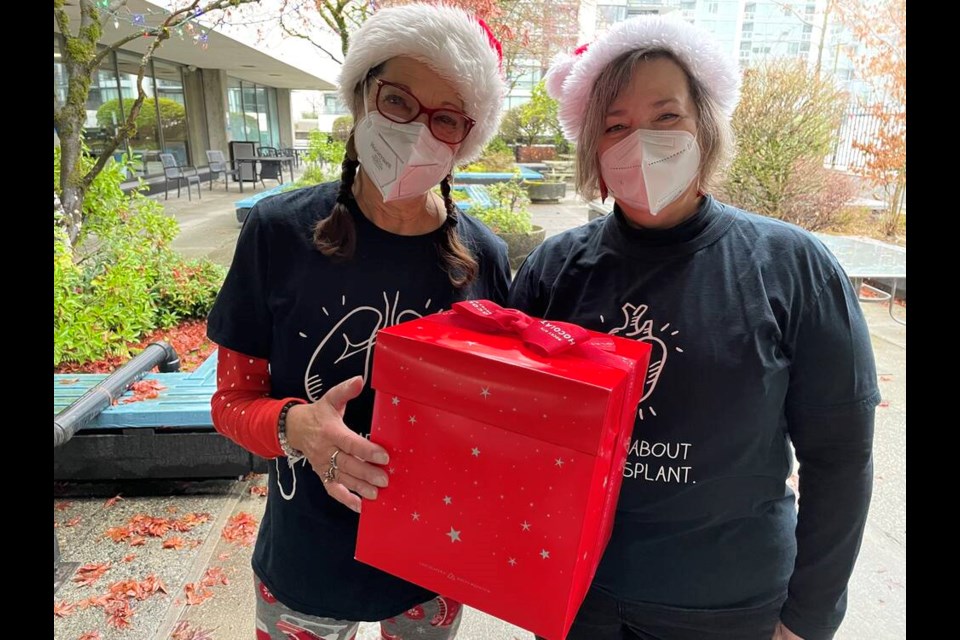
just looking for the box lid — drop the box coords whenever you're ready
[372,310,645,455]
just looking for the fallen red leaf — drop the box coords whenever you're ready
[122,553,137,563]
[78,632,102,640]
[59,377,80,384]
[172,512,211,532]
[104,494,123,508]
[221,512,259,547]
[166,505,179,514]
[879,375,893,382]
[217,552,232,561]
[879,401,890,408]
[250,486,268,497]
[163,536,187,551]
[55,501,73,511]
[105,599,133,629]
[129,535,147,547]
[121,379,168,404]
[201,566,230,588]
[53,600,76,617]
[73,563,111,588]
[141,574,169,595]
[66,516,82,527]
[105,526,131,543]
[183,582,215,606]
[108,579,146,601]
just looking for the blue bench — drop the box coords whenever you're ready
[53,351,268,480]
[235,183,294,224]
[454,166,544,185]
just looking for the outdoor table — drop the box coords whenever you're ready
[587,201,905,325]
[233,155,295,192]
[815,233,906,325]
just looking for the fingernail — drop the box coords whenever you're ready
[353,502,362,514]
[373,452,389,465]
[372,474,388,488]
[364,487,378,500]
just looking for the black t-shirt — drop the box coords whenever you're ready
[207,181,511,620]
[507,196,879,640]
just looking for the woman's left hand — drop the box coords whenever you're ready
[772,622,804,640]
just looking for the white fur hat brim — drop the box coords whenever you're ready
[338,3,505,165]
[546,15,741,141]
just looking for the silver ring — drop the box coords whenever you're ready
[330,448,341,471]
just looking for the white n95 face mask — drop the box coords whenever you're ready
[599,129,701,215]
[354,112,456,203]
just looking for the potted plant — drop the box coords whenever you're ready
[524,178,567,202]
[470,173,546,270]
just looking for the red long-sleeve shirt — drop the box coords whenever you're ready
[210,347,306,459]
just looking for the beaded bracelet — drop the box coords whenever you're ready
[277,400,305,462]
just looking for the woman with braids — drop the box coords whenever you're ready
[205,5,509,639]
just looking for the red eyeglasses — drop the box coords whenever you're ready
[374,79,476,145]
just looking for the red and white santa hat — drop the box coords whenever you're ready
[338,3,505,164]
[545,15,741,141]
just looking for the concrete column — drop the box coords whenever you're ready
[182,66,208,166]
[277,88,294,148]
[201,68,230,155]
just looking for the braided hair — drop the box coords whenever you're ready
[312,135,360,261]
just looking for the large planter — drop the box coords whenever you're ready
[498,224,547,270]
[525,180,567,203]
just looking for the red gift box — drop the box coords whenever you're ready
[356,301,651,640]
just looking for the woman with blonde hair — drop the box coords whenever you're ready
[509,15,878,640]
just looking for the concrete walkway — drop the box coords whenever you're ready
[55,182,906,640]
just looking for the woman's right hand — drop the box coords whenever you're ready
[284,376,390,513]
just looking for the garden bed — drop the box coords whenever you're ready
[55,319,217,375]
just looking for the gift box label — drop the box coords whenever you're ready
[356,305,651,640]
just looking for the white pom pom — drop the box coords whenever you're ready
[545,55,577,99]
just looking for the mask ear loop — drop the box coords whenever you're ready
[598,161,609,202]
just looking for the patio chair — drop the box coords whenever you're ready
[159,153,201,200]
[258,146,279,157]
[205,150,240,191]
[279,147,299,168]
[258,158,283,187]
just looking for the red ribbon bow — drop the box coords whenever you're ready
[451,300,612,357]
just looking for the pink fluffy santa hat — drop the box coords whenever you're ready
[338,3,505,165]
[545,15,741,141]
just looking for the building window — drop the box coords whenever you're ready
[152,59,189,166]
[788,42,800,54]
[803,23,813,33]
[597,4,628,27]
[742,21,753,33]
[741,41,753,51]
[323,94,348,114]
[227,78,283,149]
[708,2,719,14]
[800,42,811,53]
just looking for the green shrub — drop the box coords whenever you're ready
[288,130,345,189]
[53,147,225,367]
[460,150,516,173]
[154,257,227,328]
[471,175,533,234]
[718,59,850,229]
[332,116,354,142]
